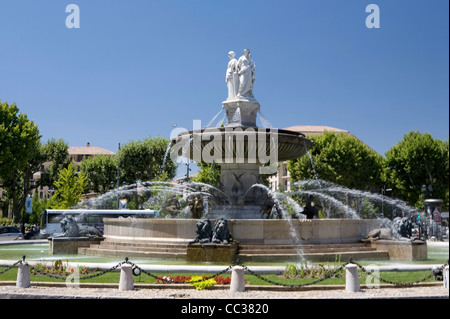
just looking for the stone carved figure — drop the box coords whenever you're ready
[237,49,255,99]
[249,52,255,95]
[363,217,414,242]
[53,215,102,238]
[391,217,413,239]
[226,51,239,100]
[212,218,231,244]
[163,193,182,218]
[191,218,213,244]
[188,194,205,219]
[362,228,393,242]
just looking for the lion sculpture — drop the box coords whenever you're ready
[363,217,414,242]
[190,218,213,244]
[53,215,102,238]
[212,218,231,244]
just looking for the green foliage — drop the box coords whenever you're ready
[48,162,88,209]
[81,155,118,194]
[383,131,449,209]
[0,100,41,182]
[355,197,378,219]
[0,100,41,221]
[39,138,69,188]
[288,132,383,190]
[0,217,14,226]
[283,255,345,279]
[30,259,90,277]
[116,137,176,184]
[192,162,221,187]
[30,191,48,225]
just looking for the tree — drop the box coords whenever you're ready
[39,138,70,189]
[384,131,449,210]
[48,162,87,209]
[0,101,41,221]
[81,155,118,194]
[116,137,176,183]
[192,162,221,187]
[31,191,48,225]
[287,132,383,190]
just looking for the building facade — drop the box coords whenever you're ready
[33,143,115,200]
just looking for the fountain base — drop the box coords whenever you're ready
[79,219,427,262]
[366,239,427,261]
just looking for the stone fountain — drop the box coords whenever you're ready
[171,48,313,219]
[78,49,427,262]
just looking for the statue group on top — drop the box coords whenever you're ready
[226,49,256,100]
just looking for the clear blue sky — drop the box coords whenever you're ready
[1,1,448,174]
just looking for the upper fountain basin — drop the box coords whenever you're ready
[171,127,313,164]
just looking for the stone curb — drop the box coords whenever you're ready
[0,280,444,291]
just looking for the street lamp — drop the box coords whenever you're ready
[421,184,427,200]
[381,185,392,218]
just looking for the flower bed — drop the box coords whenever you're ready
[155,275,247,290]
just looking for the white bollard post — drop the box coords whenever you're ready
[118,264,134,291]
[16,263,31,288]
[230,266,245,293]
[345,264,361,293]
[444,266,449,289]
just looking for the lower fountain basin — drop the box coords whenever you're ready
[101,218,380,245]
[77,218,427,261]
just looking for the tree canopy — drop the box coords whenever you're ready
[0,101,41,183]
[383,131,449,209]
[287,132,383,190]
[48,161,87,209]
[81,155,118,194]
[116,137,176,183]
[0,101,41,221]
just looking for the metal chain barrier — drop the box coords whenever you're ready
[1,256,447,288]
[125,258,233,284]
[350,260,449,287]
[0,260,22,275]
[241,262,350,288]
[28,260,124,281]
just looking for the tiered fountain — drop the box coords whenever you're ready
[79,49,427,263]
[170,48,313,219]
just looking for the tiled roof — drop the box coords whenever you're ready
[284,125,376,153]
[68,146,115,156]
[283,125,348,134]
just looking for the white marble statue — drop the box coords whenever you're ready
[237,49,255,99]
[226,51,239,100]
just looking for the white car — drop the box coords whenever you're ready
[0,226,23,241]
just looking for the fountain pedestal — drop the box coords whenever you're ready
[222,98,260,127]
[48,237,104,255]
[367,239,427,261]
[187,242,238,263]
